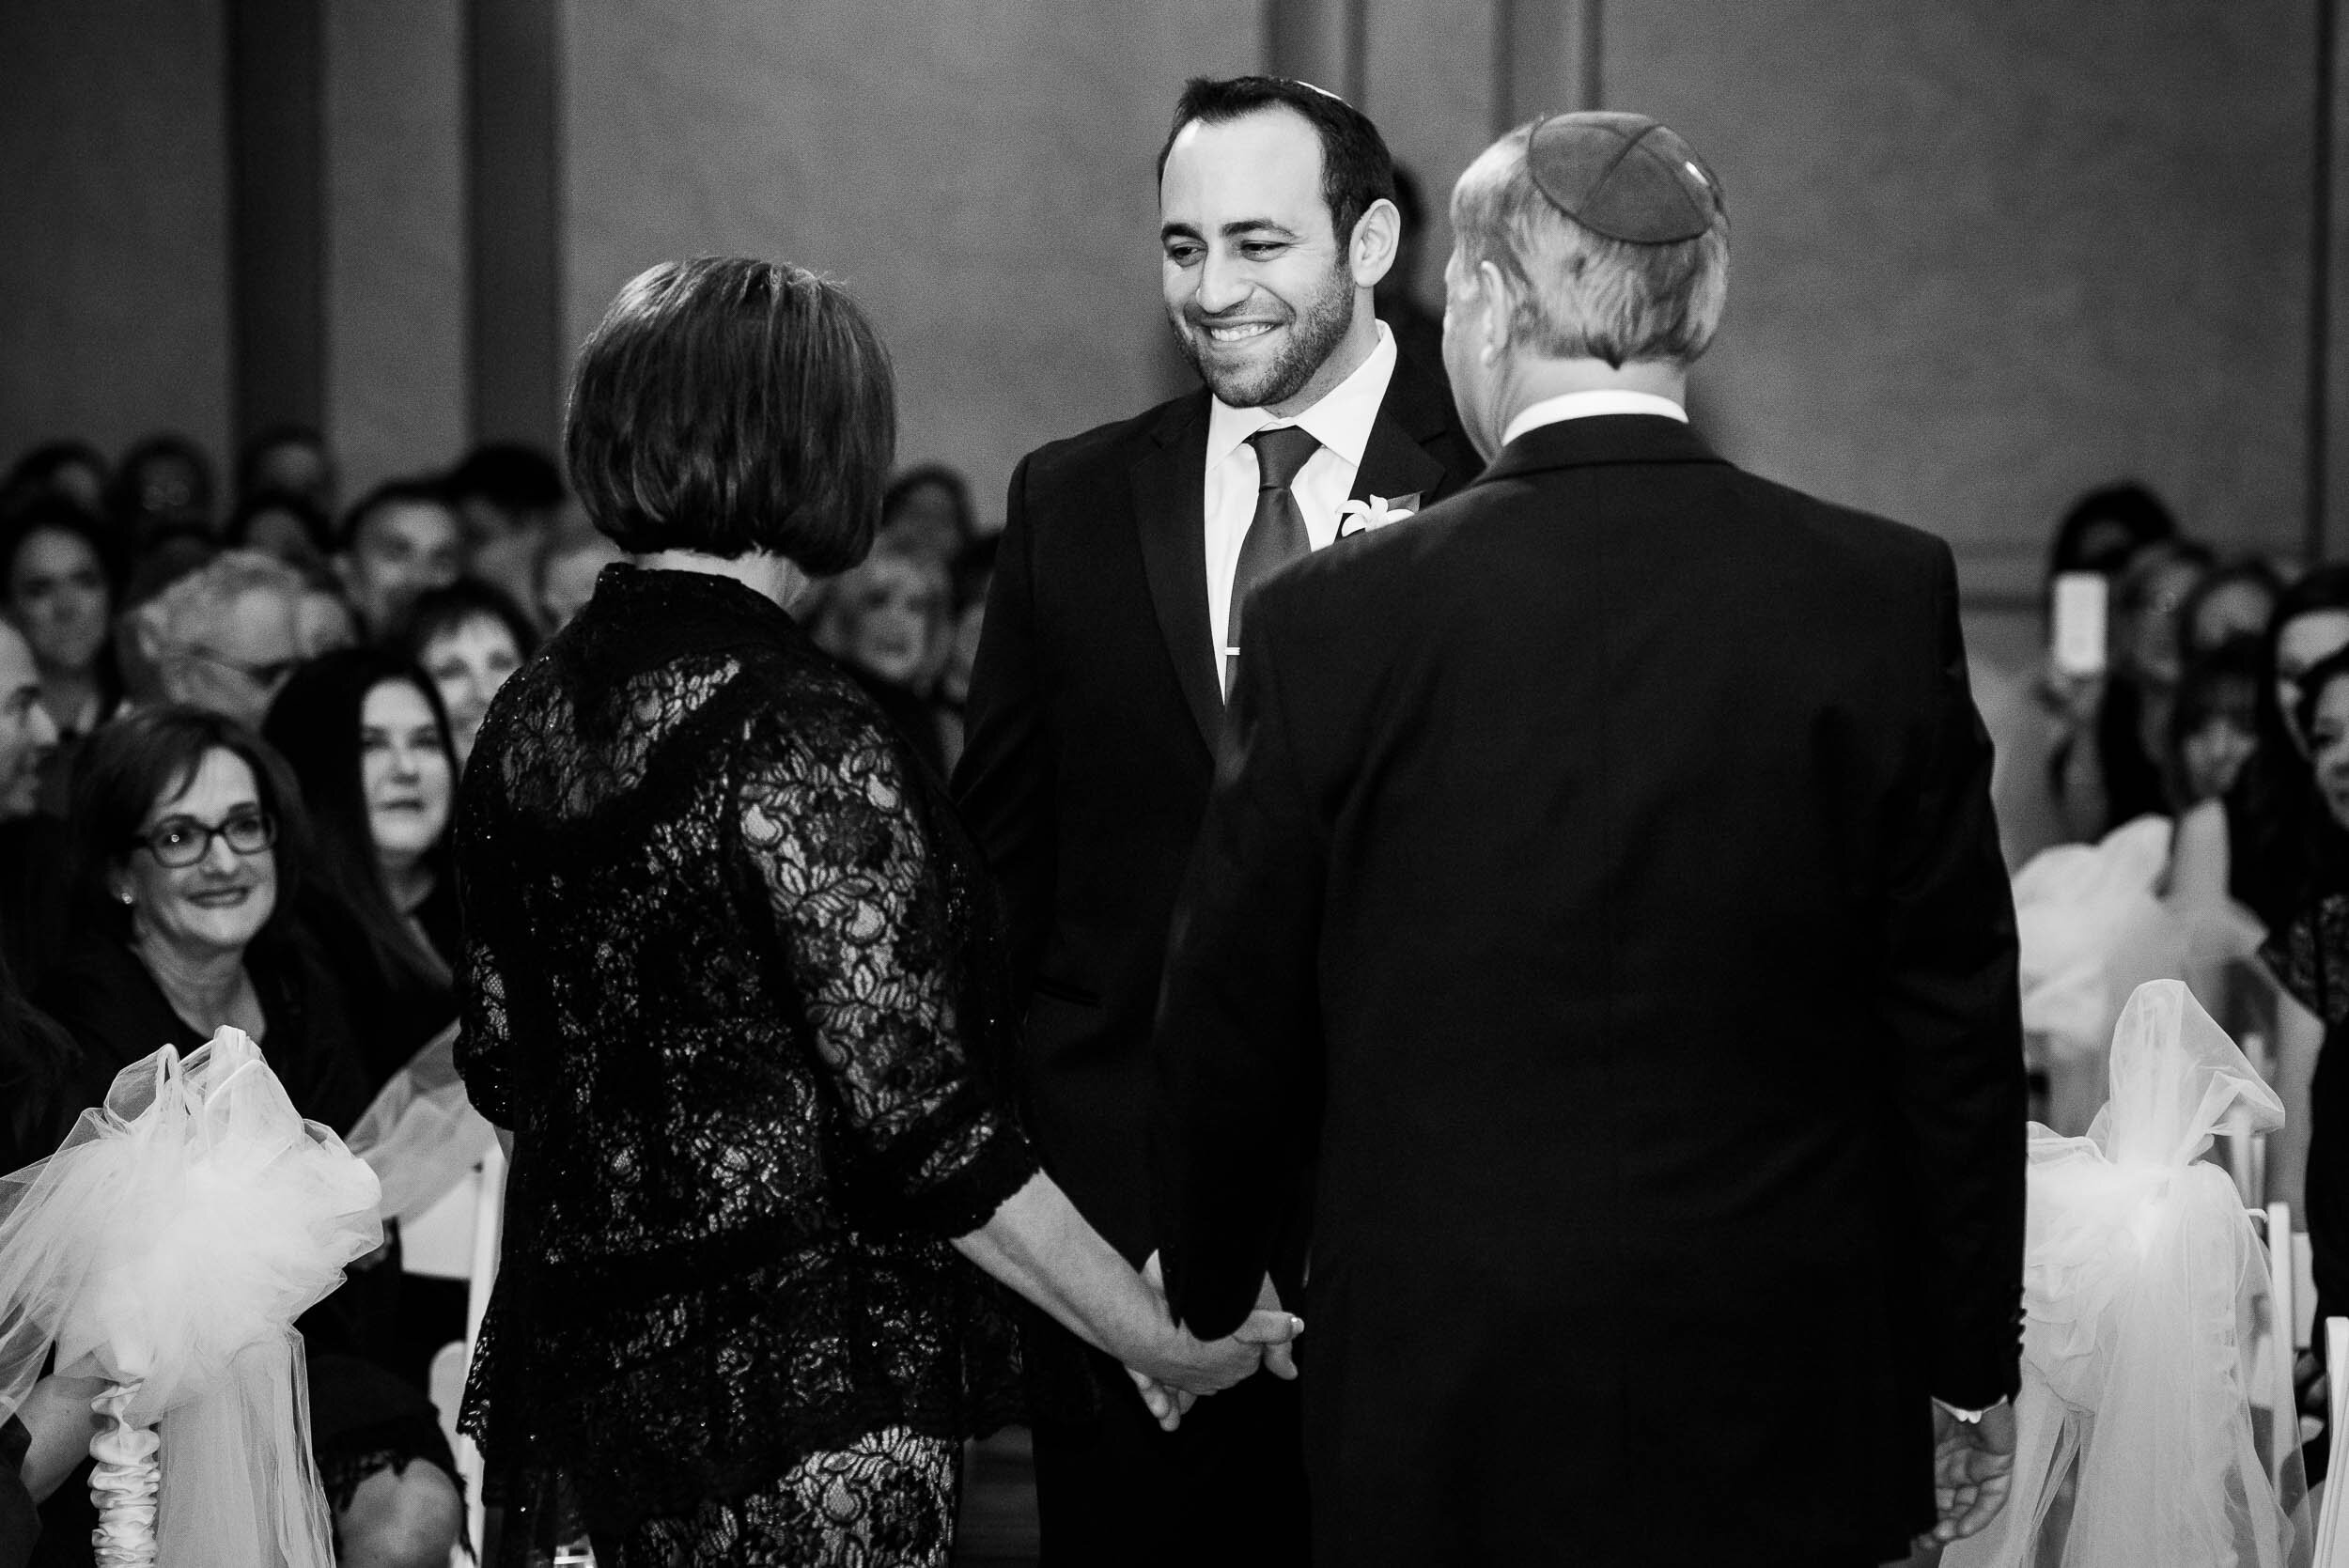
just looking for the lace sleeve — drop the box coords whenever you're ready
[740,720,1034,1234]
[453,835,517,1127]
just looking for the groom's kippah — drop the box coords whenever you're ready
[1525,111,1722,244]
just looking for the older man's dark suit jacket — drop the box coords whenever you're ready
[1151,414,2027,1568]
[954,355,1479,1559]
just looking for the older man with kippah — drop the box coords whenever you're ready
[1148,113,2026,1566]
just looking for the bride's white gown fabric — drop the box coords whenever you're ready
[0,1027,381,1567]
[1950,979,2299,1568]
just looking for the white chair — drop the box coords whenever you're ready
[447,1138,506,1567]
[2316,1317,2349,1565]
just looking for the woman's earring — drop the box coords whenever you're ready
[117,892,134,907]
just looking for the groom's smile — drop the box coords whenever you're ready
[1159,105,1368,415]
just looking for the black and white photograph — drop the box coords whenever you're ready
[0,2,2344,1564]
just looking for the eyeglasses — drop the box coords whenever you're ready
[189,646,302,691]
[129,809,277,868]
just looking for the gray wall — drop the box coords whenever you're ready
[3,2,2336,592]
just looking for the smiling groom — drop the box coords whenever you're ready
[953,74,1479,1565]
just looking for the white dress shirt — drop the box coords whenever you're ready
[1204,321,1399,691]
[1501,388,1688,447]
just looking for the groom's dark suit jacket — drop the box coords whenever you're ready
[1152,414,2026,1568]
[955,355,1477,1560]
[957,358,1479,1269]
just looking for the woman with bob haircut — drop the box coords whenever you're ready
[451,256,1294,1567]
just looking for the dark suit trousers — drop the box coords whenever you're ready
[1031,1343,1309,1566]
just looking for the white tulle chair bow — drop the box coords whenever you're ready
[1950,979,2299,1568]
[343,1021,495,1227]
[0,1027,381,1567]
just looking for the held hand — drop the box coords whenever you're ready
[1124,1254,1305,1431]
[1917,1400,2017,1549]
[1247,1273,1300,1381]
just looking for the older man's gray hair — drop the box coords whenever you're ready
[1449,120,1729,369]
[131,548,306,661]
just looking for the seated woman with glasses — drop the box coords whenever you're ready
[34,706,462,1568]
[122,548,307,730]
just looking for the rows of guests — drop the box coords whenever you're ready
[1981,480,2349,1355]
[0,427,993,1567]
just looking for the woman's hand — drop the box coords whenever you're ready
[1123,1253,1303,1430]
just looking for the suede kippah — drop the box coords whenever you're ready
[1526,111,1721,243]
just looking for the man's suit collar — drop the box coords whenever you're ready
[1473,412,1726,489]
[1132,355,1464,752]
[1132,399,1222,748]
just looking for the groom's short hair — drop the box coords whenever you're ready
[1157,75,1398,246]
[1451,118,1730,369]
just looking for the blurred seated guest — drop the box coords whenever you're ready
[0,943,87,1176]
[811,536,954,777]
[0,620,70,996]
[235,423,336,518]
[2265,645,2349,1330]
[395,580,536,768]
[267,649,471,1396]
[125,548,305,728]
[0,624,58,823]
[1983,482,2186,866]
[2049,480,2179,579]
[940,533,997,716]
[2181,556,2284,661]
[0,441,109,520]
[335,480,465,639]
[444,442,564,614]
[36,706,461,1568]
[1,499,123,803]
[2061,536,2212,831]
[2229,566,2349,931]
[117,523,215,615]
[265,648,460,1091]
[879,460,979,564]
[532,520,622,633]
[2169,638,2264,807]
[294,573,361,658]
[225,487,334,572]
[108,432,214,547]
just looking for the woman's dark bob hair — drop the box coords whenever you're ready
[564,256,896,573]
[68,704,310,949]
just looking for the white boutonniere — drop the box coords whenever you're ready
[1335,493,1420,538]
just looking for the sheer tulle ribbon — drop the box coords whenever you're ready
[1949,979,2300,1568]
[0,1027,382,1567]
[343,1020,495,1225]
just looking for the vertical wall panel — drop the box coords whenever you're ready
[324,0,468,495]
[228,0,327,450]
[472,0,564,452]
[0,3,234,471]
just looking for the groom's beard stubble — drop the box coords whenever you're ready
[1171,259,1357,411]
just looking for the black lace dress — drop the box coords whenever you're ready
[452,564,1035,1568]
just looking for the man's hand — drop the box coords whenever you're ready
[1917,1399,2017,1549]
[1126,1253,1304,1431]
[1252,1273,1299,1381]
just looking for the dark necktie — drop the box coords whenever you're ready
[1226,425,1321,692]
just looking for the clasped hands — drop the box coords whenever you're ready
[1121,1251,1301,1432]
